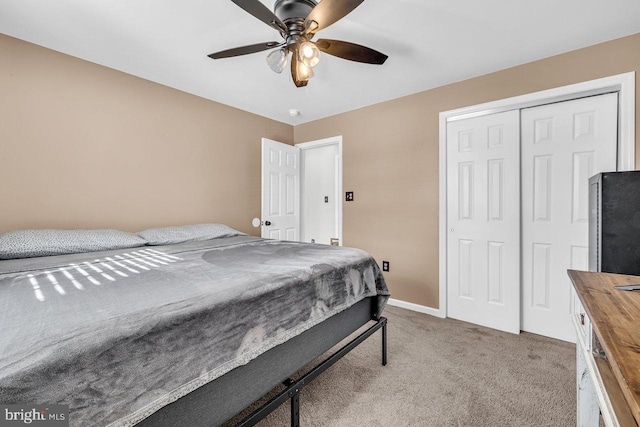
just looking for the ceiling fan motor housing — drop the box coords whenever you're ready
[274,0,317,24]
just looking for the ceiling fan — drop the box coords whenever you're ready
[208,0,388,87]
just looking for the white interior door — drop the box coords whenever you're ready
[521,93,618,342]
[446,110,521,334]
[261,138,300,241]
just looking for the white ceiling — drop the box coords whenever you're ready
[2,0,640,125]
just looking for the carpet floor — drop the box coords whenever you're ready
[225,305,576,426]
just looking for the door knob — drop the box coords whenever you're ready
[264,221,272,226]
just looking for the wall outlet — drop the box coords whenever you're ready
[346,191,354,201]
[382,261,390,272]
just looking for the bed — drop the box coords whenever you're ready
[0,226,389,426]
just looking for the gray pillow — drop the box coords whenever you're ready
[138,223,244,246]
[0,229,147,260]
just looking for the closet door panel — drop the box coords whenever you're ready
[521,93,618,342]
[446,110,520,333]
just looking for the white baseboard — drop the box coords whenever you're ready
[387,298,445,318]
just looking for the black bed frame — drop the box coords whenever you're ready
[138,297,387,427]
[237,314,387,427]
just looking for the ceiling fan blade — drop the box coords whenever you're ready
[315,39,388,64]
[291,52,309,88]
[231,0,288,34]
[305,0,365,34]
[208,41,283,59]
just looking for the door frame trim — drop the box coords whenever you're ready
[295,136,343,246]
[438,72,636,320]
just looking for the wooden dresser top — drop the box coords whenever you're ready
[568,269,640,426]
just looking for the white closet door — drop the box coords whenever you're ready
[447,110,521,334]
[521,93,618,342]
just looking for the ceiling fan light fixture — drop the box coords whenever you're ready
[297,59,313,79]
[266,47,288,73]
[299,41,321,68]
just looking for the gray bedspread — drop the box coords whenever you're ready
[0,236,389,426]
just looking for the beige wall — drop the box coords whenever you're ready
[0,34,292,235]
[294,33,640,308]
[3,31,640,309]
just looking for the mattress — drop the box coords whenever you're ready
[0,236,389,426]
